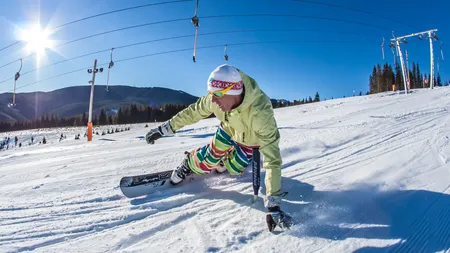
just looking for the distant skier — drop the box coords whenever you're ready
[145,64,291,231]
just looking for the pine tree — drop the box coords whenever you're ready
[395,63,403,90]
[276,101,282,108]
[421,74,424,88]
[93,115,98,126]
[437,73,442,87]
[99,109,107,125]
[313,92,320,102]
[117,108,124,124]
[376,63,382,93]
[82,112,87,125]
[130,104,139,123]
[50,114,57,128]
[411,62,417,89]
[108,115,114,125]
[416,63,422,88]
[369,66,377,94]
[381,64,388,92]
[385,64,394,92]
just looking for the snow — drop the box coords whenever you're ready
[1,87,450,253]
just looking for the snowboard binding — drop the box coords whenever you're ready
[170,151,193,185]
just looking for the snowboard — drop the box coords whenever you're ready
[120,148,262,199]
[119,169,222,198]
[120,170,175,198]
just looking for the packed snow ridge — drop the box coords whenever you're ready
[1,87,450,253]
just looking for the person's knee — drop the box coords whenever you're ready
[223,158,248,175]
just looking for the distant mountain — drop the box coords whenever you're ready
[0,85,199,121]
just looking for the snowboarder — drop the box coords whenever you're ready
[145,64,291,231]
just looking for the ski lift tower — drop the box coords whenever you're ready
[87,59,103,142]
[391,29,438,91]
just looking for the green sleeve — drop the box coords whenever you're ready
[169,95,213,132]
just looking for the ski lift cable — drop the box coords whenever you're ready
[14,67,93,91]
[0,28,379,85]
[11,39,377,92]
[0,41,21,54]
[0,17,189,70]
[203,13,402,33]
[54,0,191,30]
[0,13,401,71]
[0,0,192,54]
[292,0,420,31]
[115,39,372,64]
[0,48,110,85]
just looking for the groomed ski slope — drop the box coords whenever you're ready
[1,87,450,253]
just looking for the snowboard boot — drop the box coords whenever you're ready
[170,151,193,185]
[215,160,227,174]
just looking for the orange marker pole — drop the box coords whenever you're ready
[87,122,93,141]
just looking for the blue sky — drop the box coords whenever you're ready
[0,0,448,101]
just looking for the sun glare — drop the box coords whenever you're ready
[20,24,53,63]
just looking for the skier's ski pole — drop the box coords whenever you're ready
[252,148,261,203]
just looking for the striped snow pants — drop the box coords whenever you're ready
[187,125,253,175]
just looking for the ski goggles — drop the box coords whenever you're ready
[209,80,241,98]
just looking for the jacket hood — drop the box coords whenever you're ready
[229,70,264,114]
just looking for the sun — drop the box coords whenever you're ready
[20,24,54,63]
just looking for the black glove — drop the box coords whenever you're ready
[146,127,162,144]
[266,206,293,232]
[146,121,174,144]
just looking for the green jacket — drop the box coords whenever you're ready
[169,70,281,197]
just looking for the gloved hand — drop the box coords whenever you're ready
[146,121,174,144]
[266,206,293,232]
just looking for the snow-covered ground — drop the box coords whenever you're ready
[1,88,450,253]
